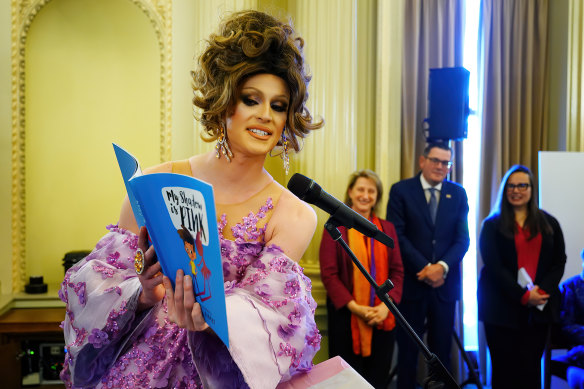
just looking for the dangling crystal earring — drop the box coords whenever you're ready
[281,133,290,175]
[215,123,233,162]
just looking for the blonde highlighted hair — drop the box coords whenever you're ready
[192,10,323,152]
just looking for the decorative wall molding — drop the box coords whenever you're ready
[10,0,172,292]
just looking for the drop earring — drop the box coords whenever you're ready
[281,133,289,175]
[215,123,233,162]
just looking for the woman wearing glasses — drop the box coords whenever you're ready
[478,165,566,389]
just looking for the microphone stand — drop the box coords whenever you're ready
[324,216,460,389]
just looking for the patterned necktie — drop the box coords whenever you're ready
[428,188,438,224]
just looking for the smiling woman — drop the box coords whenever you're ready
[478,164,567,388]
[345,171,382,219]
[505,172,532,211]
[225,74,290,161]
[319,169,404,388]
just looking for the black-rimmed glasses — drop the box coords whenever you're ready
[506,183,530,192]
[426,157,452,168]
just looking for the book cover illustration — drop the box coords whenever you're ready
[113,143,229,347]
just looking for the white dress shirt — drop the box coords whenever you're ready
[419,175,449,278]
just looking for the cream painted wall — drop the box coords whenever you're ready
[1,2,12,294]
[172,0,198,160]
[24,0,161,288]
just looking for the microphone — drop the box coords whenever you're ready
[287,173,394,248]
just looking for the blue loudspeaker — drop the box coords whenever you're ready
[426,67,470,141]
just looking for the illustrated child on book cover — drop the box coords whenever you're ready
[177,225,212,302]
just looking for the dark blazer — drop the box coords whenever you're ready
[319,219,404,310]
[478,212,566,328]
[386,174,470,302]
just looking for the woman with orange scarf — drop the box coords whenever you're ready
[319,170,404,388]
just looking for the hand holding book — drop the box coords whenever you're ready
[526,286,549,311]
[163,269,212,334]
[135,226,165,311]
[518,267,548,311]
[114,143,229,347]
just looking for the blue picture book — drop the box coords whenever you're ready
[113,143,229,347]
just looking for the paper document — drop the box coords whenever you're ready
[517,267,546,311]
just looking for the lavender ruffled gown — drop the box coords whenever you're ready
[59,198,321,388]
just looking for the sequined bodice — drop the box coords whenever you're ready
[60,193,320,388]
[218,197,274,283]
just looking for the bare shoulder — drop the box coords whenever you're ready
[117,161,175,233]
[276,188,317,228]
[267,184,317,262]
[143,161,173,174]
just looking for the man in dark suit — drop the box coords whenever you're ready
[387,142,469,389]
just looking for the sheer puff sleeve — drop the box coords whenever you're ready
[188,241,321,389]
[59,225,149,386]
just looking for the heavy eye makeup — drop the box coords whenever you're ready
[240,94,288,113]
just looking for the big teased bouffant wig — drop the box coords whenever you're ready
[192,10,323,152]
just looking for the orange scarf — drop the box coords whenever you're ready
[348,214,395,357]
